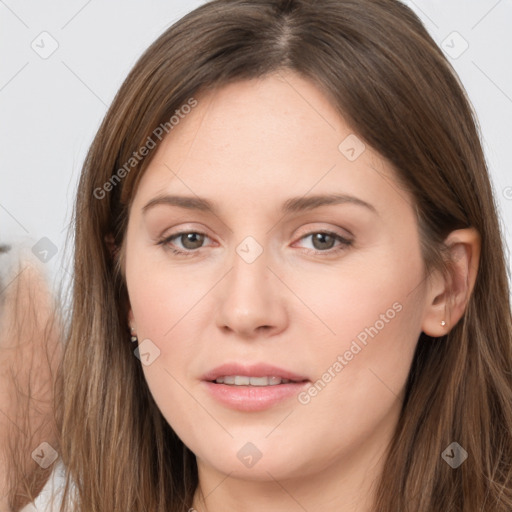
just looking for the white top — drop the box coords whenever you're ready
[20,461,67,512]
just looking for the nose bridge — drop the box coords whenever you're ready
[231,239,269,295]
[215,237,287,336]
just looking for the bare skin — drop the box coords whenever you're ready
[123,71,480,511]
[0,250,62,512]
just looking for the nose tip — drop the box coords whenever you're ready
[218,299,280,338]
[215,255,288,339]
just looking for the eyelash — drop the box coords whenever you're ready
[157,230,353,257]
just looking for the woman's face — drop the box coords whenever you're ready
[124,71,430,484]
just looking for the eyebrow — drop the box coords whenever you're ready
[142,193,378,216]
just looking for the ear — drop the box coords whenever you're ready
[421,227,481,337]
[127,308,136,333]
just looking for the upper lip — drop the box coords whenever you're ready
[202,363,309,382]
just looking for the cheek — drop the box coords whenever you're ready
[285,240,423,357]
[128,263,208,442]
[126,246,209,340]
[127,269,203,395]
[289,243,424,411]
[126,251,213,419]
[283,274,423,474]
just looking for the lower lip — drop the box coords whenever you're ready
[203,381,310,412]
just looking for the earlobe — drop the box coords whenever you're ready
[421,227,481,337]
[128,309,138,341]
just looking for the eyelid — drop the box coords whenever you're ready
[158,223,213,242]
[294,224,352,239]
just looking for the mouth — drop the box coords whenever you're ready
[210,375,307,386]
[201,363,310,411]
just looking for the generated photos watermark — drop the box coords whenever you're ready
[94,97,198,200]
[298,301,403,405]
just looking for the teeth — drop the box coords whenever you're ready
[251,377,271,386]
[214,376,292,386]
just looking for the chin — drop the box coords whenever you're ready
[194,441,313,482]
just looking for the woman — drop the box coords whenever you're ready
[19,0,512,510]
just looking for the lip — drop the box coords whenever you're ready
[201,362,310,412]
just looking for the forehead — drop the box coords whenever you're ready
[131,71,406,219]
[156,71,351,166]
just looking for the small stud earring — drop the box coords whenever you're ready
[130,326,138,343]
[440,320,446,327]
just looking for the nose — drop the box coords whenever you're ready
[215,247,288,339]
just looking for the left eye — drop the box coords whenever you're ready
[296,231,352,252]
[161,232,210,253]
[158,230,352,256]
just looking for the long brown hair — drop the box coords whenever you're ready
[53,0,512,510]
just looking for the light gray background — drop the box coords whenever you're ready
[1,0,511,293]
